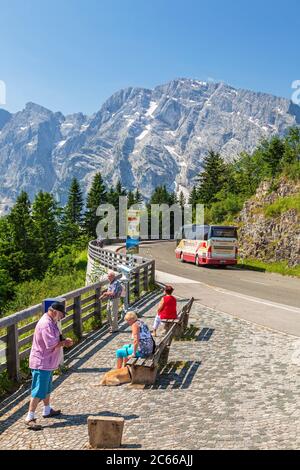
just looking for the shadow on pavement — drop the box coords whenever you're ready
[197,327,215,342]
[148,360,201,390]
[42,410,140,430]
[175,325,215,342]
[0,290,162,433]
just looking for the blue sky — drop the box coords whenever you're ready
[0,0,299,115]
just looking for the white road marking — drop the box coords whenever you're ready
[212,287,300,313]
[241,279,271,286]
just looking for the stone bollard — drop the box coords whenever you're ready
[87,416,124,449]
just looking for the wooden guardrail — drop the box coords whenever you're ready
[0,245,155,382]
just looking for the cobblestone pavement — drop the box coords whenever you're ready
[1,294,300,450]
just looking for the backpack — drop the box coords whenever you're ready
[138,321,156,356]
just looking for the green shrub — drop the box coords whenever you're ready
[2,247,88,317]
[208,193,244,224]
[264,194,300,218]
[282,162,300,181]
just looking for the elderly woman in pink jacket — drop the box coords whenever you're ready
[25,302,73,430]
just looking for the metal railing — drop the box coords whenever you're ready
[0,245,155,382]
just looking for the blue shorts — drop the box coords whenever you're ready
[31,369,53,399]
[116,344,141,359]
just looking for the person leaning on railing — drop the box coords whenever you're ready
[100,271,122,333]
[25,302,73,431]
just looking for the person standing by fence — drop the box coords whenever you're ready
[100,271,122,333]
[25,302,73,430]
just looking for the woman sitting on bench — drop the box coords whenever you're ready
[152,285,177,337]
[116,311,155,368]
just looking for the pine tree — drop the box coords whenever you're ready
[196,151,227,206]
[32,191,59,273]
[106,180,126,208]
[127,190,135,208]
[115,179,126,197]
[134,188,143,204]
[106,187,117,207]
[282,127,300,166]
[109,179,127,237]
[259,136,285,177]
[169,191,178,205]
[63,178,84,225]
[61,178,84,244]
[149,185,171,205]
[0,216,15,311]
[7,191,39,281]
[83,172,107,238]
[179,191,185,208]
[188,186,198,206]
[234,152,261,197]
[0,268,14,314]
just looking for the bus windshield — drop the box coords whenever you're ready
[209,226,238,239]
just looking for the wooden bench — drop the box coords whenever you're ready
[127,297,194,385]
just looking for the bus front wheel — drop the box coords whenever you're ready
[180,252,185,263]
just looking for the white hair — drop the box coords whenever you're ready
[107,270,116,277]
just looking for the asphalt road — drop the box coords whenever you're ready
[139,240,300,307]
[137,241,300,336]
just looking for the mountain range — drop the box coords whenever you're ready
[0,78,299,215]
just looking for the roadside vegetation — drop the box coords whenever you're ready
[263,193,300,218]
[238,258,300,278]
[189,127,300,225]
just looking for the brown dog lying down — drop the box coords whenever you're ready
[100,366,132,386]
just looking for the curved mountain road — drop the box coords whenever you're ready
[137,241,300,337]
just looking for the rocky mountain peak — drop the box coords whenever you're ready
[0,79,299,214]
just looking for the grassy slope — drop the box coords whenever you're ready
[238,258,300,278]
[3,250,87,317]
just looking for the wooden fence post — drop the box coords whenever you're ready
[7,324,20,381]
[134,270,140,299]
[73,295,82,339]
[95,287,102,325]
[150,260,155,286]
[143,265,149,292]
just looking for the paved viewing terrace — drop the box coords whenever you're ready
[1,291,299,450]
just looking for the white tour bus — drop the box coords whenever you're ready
[175,224,238,267]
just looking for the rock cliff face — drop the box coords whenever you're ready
[238,179,300,266]
[1,78,300,214]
